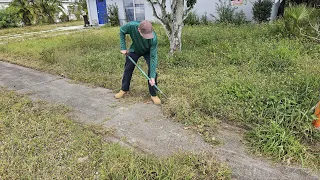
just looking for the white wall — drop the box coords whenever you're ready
[87,0,278,26]
[0,4,9,9]
[86,0,99,26]
[144,0,271,22]
[0,0,10,8]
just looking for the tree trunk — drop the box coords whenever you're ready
[147,0,196,54]
[169,0,184,54]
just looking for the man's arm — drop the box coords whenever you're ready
[149,38,158,86]
[119,24,130,54]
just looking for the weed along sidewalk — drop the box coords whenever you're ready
[1,61,319,180]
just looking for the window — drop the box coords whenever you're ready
[123,0,145,21]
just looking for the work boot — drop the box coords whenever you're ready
[151,96,161,105]
[114,90,127,99]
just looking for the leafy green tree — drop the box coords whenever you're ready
[34,0,64,24]
[10,0,35,26]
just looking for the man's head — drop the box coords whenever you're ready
[138,20,154,39]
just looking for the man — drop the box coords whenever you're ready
[114,20,161,105]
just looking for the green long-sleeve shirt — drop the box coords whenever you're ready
[120,21,158,79]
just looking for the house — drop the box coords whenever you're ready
[86,0,283,26]
[0,0,11,8]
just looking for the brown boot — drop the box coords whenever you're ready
[114,90,127,99]
[151,96,161,105]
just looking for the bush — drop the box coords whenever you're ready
[0,6,20,28]
[283,4,318,37]
[184,11,200,26]
[201,12,209,25]
[233,10,248,25]
[107,3,120,26]
[212,0,237,23]
[252,0,273,23]
[212,0,247,25]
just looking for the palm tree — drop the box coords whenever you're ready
[34,0,64,24]
[10,0,35,26]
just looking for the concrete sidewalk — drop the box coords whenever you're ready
[0,61,211,156]
[0,61,318,180]
[0,25,88,45]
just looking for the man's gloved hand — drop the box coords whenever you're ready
[149,78,155,86]
[120,50,128,55]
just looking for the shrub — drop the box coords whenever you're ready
[107,3,120,26]
[212,0,237,24]
[283,4,319,37]
[233,10,248,25]
[201,12,209,25]
[184,11,200,26]
[212,0,247,25]
[252,0,273,23]
[0,6,20,28]
[285,4,319,40]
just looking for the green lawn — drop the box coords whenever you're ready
[0,22,319,170]
[0,88,230,179]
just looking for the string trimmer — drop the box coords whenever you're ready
[127,55,168,99]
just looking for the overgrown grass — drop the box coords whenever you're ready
[0,20,83,36]
[0,23,319,169]
[0,88,230,179]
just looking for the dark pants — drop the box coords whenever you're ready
[121,52,157,96]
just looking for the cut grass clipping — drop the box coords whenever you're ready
[0,88,230,179]
[0,22,319,169]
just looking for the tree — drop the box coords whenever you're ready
[146,0,197,54]
[10,0,35,26]
[34,0,64,24]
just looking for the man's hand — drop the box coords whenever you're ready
[120,50,128,55]
[149,78,155,86]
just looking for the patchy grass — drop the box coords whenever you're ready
[0,23,319,169]
[0,20,83,36]
[0,88,230,179]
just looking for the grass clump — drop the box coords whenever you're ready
[0,88,230,179]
